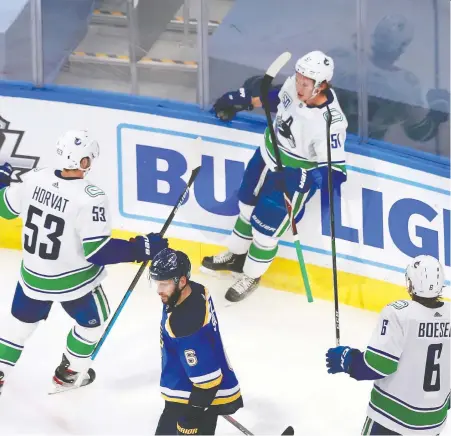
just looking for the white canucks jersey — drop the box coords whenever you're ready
[260,75,348,175]
[364,300,450,434]
[0,168,111,302]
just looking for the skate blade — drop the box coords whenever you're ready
[49,378,90,395]
[199,266,242,279]
[49,383,82,395]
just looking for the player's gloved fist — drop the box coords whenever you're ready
[0,162,13,189]
[426,88,450,124]
[176,416,201,435]
[129,233,168,262]
[309,167,347,191]
[271,167,310,195]
[326,346,353,374]
[213,88,253,121]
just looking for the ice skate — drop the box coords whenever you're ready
[51,354,96,394]
[225,275,260,302]
[201,251,246,277]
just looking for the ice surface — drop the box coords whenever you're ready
[0,249,448,435]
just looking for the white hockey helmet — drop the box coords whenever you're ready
[295,50,334,89]
[405,255,444,298]
[56,130,99,171]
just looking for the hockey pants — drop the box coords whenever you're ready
[155,401,219,435]
[0,282,111,377]
[228,147,316,279]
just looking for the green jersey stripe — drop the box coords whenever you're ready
[264,129,317,169]
[370,388,448,427]
[364,349,398,376]
[0,188,19,220]
[21,262,103,292]
[84,236,110,258]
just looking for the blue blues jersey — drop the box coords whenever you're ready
[159,281,242,412]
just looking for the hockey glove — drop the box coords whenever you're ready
[213,88,253,121]
[271,167,310,195]
[177,416,201,435]
[326,346,353,374]
[309,167,347,191]
[0,162,13,189]
[129,233,168,262]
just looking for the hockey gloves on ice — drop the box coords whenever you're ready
[0,162,13,189]
[213,88,253,121]
[326,346,353,374]
[129,233,168,262]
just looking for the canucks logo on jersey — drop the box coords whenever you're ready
[276,115,296,149]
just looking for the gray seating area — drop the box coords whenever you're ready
[1,0,94,83]
[57,0,234,102]
[0,1,34,82]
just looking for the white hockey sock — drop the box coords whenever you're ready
[65,323,104,372]
[228,202,254,255]
[0,316,38,376]
[243,231,279,279]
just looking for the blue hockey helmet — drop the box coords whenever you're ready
[148,248,191,285]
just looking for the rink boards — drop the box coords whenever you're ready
[0,86,449,311]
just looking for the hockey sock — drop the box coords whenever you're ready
[243,238,278,279]
[228,214,253,254]
[0,317,38,376]
[65,324,103,372]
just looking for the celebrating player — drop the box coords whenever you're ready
[0,130,168,393]
[201,50,348,302]
[326,255,450,435]
[149,248,243,435]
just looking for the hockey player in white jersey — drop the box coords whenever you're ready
[202,50,348,302]
[326,255,450,435]
[0,130,168,393]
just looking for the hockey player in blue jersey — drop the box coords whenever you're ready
[149,248,243,435]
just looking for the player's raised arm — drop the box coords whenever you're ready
[77,193,167,266]
[213,75,282,121]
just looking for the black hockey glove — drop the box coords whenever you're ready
[176,406,205,435]
[213,88,253,121]
[129,233,168,262]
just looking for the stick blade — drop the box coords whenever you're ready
[281,426,294,435]
[266,52,292,78]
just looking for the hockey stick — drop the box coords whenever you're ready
[91,167,201,361]
[325,106,340,346]
[260,52,313,303]
[222,414,294,435]
[52,140,203,393]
